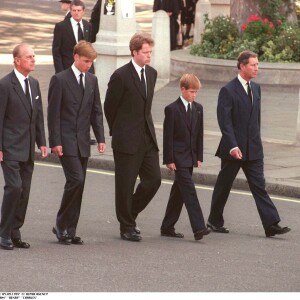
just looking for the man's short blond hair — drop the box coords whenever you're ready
[73,40,97,60]
[180,74,201,90]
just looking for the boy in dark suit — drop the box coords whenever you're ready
[161,74,210,241]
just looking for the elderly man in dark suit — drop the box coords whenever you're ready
[48,41,106,245]
[104,32,161,242]
[208,50,291,238]
[161,74,210,241]
[52,0,93,73]
[0,43,48,250]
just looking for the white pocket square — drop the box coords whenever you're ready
[35,96,39,99]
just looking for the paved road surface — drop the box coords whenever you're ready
[0,162,299,292]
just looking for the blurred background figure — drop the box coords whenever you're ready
[58,0,72,19]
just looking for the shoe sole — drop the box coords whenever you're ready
[207,224,229,233]
[0,245,14,250]
[52,227,71,244]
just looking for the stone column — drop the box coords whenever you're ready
[194,0,211,44]
[151,10,170,89]
[93,0,137,98]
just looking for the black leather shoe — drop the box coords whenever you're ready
[207,222,229,233]
[12,238,30,249]
[0,237,14,250]
[194,228,211,241]
[121,232,142,242]
[265,224,291,237]
[70,236,84,245]
[134,226,141,235]
[52,226,71,244]
[161,230,184,238]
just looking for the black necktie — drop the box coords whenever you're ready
[79,73,84,96]
[77,23,84,41]
[141,68,147,98]
[24,78,32,107]
[247,82,252,104]
[187,102,192,124]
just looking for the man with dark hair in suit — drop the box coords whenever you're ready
[89,0,102,43]
[104,32,161,242]
[52,0,93,74]
[161,74,210,241]
[48,41,106,245]
[207,50,291,238]
[58,0,72,19]
[0,43,48,250]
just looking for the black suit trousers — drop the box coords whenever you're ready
[208,158,281,228]
[113,134,161,233]
[0,160,34,239]
[161,167,206,233]
[57,155,88,237]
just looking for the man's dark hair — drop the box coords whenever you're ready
[70,0,85,9]
[237,50,258,69]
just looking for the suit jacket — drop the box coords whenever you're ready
[0,71,46,161]
[47,68,105,157]
[153,0,180,17]
[52,18,92,73]
[104,61,158,154]
[215,77,263,161]
[89,0,102,43]
[163,98,203,167]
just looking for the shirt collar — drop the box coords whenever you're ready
[70,17,83,27]
[131,58,145,77]
[71,64,84,79]
[180,96,192,110]
[14,68,28,81]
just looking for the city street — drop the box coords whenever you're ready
[0,162,299,292]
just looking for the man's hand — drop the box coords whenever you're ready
[197,161,202,168]
[39,146,48,158]
[0,151,3,162]
[166,163,176,171]
[98,143,106,154]
[230,148,243,160]
[52,145,63,157]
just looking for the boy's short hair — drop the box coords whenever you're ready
[180,74,201,90]
[73,40,97,60]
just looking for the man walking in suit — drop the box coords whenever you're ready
[48,41,106,245]
[207,50,291,238]
[0,43,48,250]
[161,74,210,241]
[52,0,93,74]
[104,32,161,242]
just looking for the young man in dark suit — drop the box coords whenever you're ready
[104,32,161,242]
[48,41,106,245]
[0,43,48,250]
[208,50,291,238]
[161,74,210,241]
[52,0,93,74]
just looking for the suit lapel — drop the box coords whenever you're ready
[11,72,32,117]
[65,19,77,45]
[79,72,93,113]
[234,77,253,113]
[82,20,90,41]
[66,68,84,103]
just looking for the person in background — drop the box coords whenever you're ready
[153,0,180,51]
[89,0,102,43]
[0,43,48,250]
[58,0,72,19]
